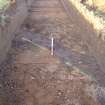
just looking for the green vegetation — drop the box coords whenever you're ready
[0,0,11,26]
[0,0,10,12]
[94,10,105,20]
[0,14,9,26]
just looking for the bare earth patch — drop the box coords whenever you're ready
[0,40,100,105]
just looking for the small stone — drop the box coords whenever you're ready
[31,76,35,80]
[65,62,72,66]
[58,92,62,95]
[78,61,83,64]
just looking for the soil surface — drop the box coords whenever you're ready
[0,0,105,105]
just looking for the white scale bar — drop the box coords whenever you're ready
[51,37,54,56]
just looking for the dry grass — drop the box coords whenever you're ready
[69,0,105,40]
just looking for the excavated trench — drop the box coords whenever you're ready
[0,0,105,105]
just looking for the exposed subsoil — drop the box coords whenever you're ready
[0,0,105,105]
